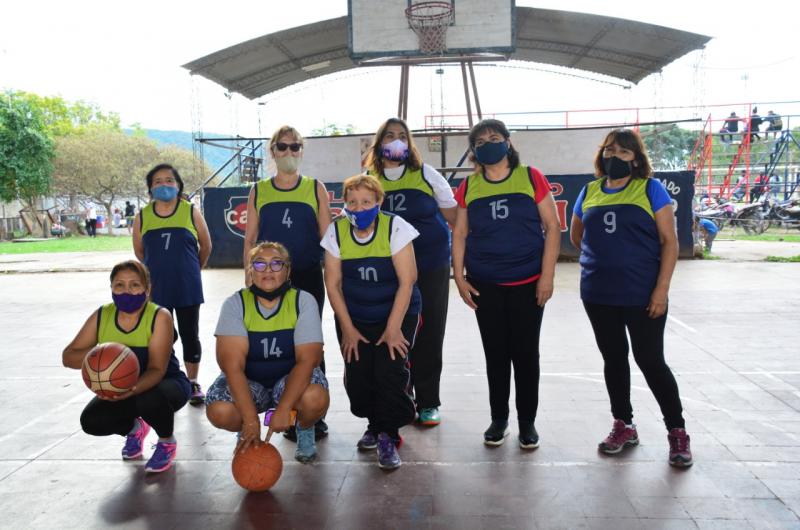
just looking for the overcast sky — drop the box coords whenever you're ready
[2,0,798,137]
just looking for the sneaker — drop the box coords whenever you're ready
[121,418,151,459]
[283,425,297,442]
[376,432,401,470]
[357,430,378,451]
[483,420,509,446]
[315,418,329,440]
[188,382,205,405]
[145,441,177,473]
[668,428,693,467]
[598,419,639,455]
[295,425,317,463]
[519,420,540,450]
[418,407,441,426]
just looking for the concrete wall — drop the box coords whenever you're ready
[301,127,615,182]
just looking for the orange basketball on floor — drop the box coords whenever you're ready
[232,442,283,492]
[81,342,140,398]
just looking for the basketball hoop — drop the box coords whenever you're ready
[405,1,454,55]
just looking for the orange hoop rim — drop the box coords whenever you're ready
[405,1,454,25]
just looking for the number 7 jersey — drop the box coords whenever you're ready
[140,199,204,308]
[255,176,321,271]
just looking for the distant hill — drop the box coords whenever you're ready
[124,129,238,170]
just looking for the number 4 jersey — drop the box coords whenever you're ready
[255,175,321,271]
[574,177,672,306]
[140,199,204,308]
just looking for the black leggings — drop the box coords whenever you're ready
[410,265,449,409]
[168,305,201,364]
[291,265,326,374]
[471,277,544,423]
[80,379,189,438]
[582,302,685,430]
[335,314,418,438]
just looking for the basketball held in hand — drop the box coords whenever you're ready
[232,442,283,492]
[82,342,140,398]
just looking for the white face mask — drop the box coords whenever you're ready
[275,155,300,173]
[383,165,405,180]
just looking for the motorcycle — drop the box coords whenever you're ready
[731,201,769,235]
[765,198,800,229]
[696,199,735,230]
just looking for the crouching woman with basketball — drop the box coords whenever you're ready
[205,242,330,463]
[322,174,421,470]
[62,260,191,473]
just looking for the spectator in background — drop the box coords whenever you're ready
[751,172,768,202]
[732,171,747,202]
[719,112,740,144]
[85,203,97,237]
[125,201,136,235]
[698,218,719,252]
[113,209,122,229]
[764,111,783,138]
[746,107,763,142]
[770,174,782,200]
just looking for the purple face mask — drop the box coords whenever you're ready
[112,292,147,313]
[382,139,409,162]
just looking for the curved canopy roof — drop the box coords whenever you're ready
[183,7,710,100]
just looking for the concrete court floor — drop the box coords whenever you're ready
[0,247,799,529]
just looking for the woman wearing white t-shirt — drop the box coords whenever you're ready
[321,174,420,470]
[366,118,456,427]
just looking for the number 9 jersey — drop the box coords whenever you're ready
[574,177,672,306]
[141,199,204,308]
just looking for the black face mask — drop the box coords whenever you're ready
[603,156,633,180]
[250,280,292,301]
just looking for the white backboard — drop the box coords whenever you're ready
[348,0,515,60]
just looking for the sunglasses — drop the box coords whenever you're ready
[251,259,287,273]
[275,142,302,152]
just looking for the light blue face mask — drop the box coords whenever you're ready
[344,205,380,230]
[152,185,179,202]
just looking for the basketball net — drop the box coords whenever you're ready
[405,1,454,55]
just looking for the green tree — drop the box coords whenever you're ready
[52,129,158,234]
[13,92,120,137]
[312,123,355,136]
[0,93,54,234]
[641,125,699,170]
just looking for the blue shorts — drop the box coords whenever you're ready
[206,367,328,412]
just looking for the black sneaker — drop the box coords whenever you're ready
[283,425,297,442]
[315,418,329,440]
[519,420,540,449]
[483,420,509,446]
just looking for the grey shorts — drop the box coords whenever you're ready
[205,367,328,412]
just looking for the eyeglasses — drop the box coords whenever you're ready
[251,259,287,272]
[274,142,302,152]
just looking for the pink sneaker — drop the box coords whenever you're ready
[145,441,177,473]
[121,418,151,459]
[598,419,639,454]
[668,428,693,467]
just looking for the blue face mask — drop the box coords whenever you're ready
[152,185,179,202]
[344,205,380,230]
[474,140,509,166]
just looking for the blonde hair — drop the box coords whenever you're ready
[269,125,303,152]
[342,174,384,203]
[248,241,292,267]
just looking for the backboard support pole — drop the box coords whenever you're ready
[460,61,474,128]
[468,61,483,120]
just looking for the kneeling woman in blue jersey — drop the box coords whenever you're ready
[63,260,191,473]
[569,129,692,467]
[452,119,561,448]
[322,174,421,470]
[205,242,330,463]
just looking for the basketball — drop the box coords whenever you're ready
[81,342,140,398]
[232,442,283,492]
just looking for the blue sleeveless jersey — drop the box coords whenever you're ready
[578,177,662,306]
[464,165,545,283]
[140,200,204,308]
[96,302,190,396]
[374,166,450,271]
[255,176,322,271]
[240,287,299,389]
[336,212,421,324]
